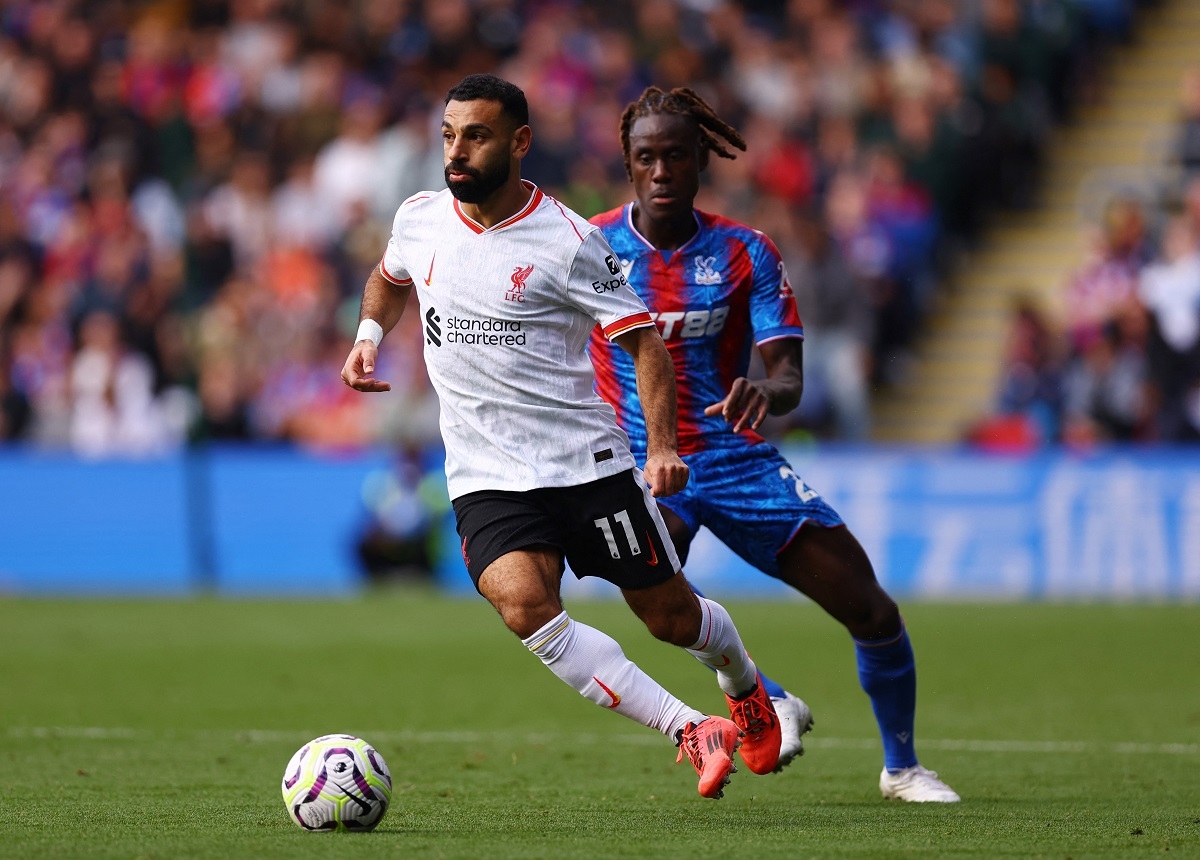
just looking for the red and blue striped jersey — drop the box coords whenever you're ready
[588,204,804,457]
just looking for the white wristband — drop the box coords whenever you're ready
[356,319,384,347]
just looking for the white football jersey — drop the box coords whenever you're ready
[380,182,654,499]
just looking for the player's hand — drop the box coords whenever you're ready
[705,377,770,432]
[643,451,689,498]
[341,341,392,392]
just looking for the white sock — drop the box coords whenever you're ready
[522,611,704,740]
[685,596,759,698]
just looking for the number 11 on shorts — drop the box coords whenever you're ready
[594,510,642,559]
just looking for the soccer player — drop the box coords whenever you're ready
[587,86,961,802]
[341,74,782,798]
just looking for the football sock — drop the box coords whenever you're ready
[685,596,759,698]
[691,585,788,698]
[757,673,788,700]
[854,623,919,772]
[522,610,704,740]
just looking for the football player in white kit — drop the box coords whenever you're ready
[340,74,782,798]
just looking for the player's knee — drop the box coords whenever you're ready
[492,597,562,640]
[640,606,701,646]
[846,595,901,640]
[624,575,703,645]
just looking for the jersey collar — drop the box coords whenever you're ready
[624,203,704,257]
[454,180,544,234]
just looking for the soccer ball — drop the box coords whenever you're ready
[281,734,393,832]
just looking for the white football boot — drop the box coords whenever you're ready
[879,765,961,802]
[770,691,814,772]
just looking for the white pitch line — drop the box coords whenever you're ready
[5,727,1198,756]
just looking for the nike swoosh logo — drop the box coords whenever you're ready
[593,676,621,709]
[333,779,374,815]
[644,532,658,566]
[716,655,730,667]
[423,252,436,286]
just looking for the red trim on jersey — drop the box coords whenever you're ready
[590,326,630,425]
[453,181,544,234]
[453,200,485,234]
[549,195,585,242]
[602,312,654,340]
[379,257,411,285]
[403,194,432,207]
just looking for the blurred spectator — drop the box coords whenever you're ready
[1061,315,1150,445]
[0,0,1147,455]
[1138,215,1200,441]
[968,300,1066,451]
[201,148,273,269]
[788,207,874,441]
[312,86,387,235]
[0,330,30,439]
[1063,196,1148,354]
[67,308,188,457]
[1178,66,1200,178]
[356,446,451,584]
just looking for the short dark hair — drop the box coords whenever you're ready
[444,74,529,128]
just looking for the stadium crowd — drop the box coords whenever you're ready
[0,0,1147,454]
[973,63,1200,449]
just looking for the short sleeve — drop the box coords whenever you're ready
[380,208,413,285]
[566,229,653,340]
[749,232,804,345]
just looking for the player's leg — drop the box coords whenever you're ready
[626,575,780,774]
[475,546,739,798]
[558,469,775,778]
[667,452,814,770]
[656,499,789,696]
[460,483,740,798]
[656,506,790,693]
[777,523,959,802]
[681,577,811,767]
[477,545,693,733]
[621,571,782,775]
[621,571,755,695]
[560,470,758,699]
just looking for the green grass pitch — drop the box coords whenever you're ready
[1,593,1197,859]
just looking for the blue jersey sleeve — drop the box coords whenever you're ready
[748,232,804,344]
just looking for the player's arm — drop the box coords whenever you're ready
[704,337,804,432]
[612,325,690,498]
[341,265,412,393]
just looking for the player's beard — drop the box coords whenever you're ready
[444,158,510,203]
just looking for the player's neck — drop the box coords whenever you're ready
[458,177,534,229]
[632,203,697,251]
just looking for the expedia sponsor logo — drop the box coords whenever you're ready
[604,255,621,276]
[652,305,730,340]
[445,315,526,346]
[592,275,627,293]
[425,307,442,346]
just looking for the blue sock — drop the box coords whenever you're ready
[757,671,787,700]
[690,584,787,699]
[855,625,918,772]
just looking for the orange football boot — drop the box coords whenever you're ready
[676,715,742,799]
[725,674,782,774]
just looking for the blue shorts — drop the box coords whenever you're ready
[660,442,844,577]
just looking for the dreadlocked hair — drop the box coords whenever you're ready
[619,86,747,180]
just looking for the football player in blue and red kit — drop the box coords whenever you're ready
[587,86,959,802]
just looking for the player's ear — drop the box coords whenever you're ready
[512,124,532,160]
[697,144,710,172]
